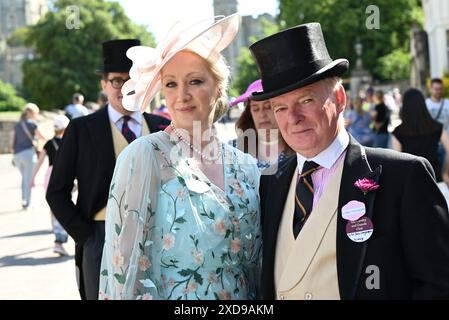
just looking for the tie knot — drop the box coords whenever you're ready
[301,161,320,177]
[122,115,131,123]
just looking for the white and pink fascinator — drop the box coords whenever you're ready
[121,13,240,112]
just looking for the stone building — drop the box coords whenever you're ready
[213,0,275,75]
[0,0,48,88]
[422,0,449,78]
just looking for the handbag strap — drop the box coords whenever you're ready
[434,100,445,121]
[51,138,59,152]
[20,121,35,143]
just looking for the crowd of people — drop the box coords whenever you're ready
[343,78,449,184]
[8,13,449,300]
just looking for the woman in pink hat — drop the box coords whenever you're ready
[232,79,293,173]
[98,14,261,300]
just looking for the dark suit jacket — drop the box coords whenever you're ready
[46,106,170,244]
[259,136,449,299]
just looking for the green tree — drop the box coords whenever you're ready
[230,47,258,98]
[376,48,411,81]
[278,0,423,81]
[21,0,155,110]
[0,80,27,112]
[231,17,280,98]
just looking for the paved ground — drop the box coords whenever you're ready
[0,153,79,300]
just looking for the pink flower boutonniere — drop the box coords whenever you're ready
[354,178,379,195]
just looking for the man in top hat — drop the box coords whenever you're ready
[250,23,449,299]
[46,39,170,300]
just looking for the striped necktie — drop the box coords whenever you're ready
[121,115,136,144]
[293,161,320,238]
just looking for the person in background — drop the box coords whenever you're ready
[97,91,108,109]
[392,88,449,183]
[232,79,293,172]
[153,99,171,120]
[425,78,449,175]
[46,39,170,300]
[346,96,375,147]
[85,101,100,114]
[362,87,375,112]
[30,115,71,256]
[372,90,390,148]
[64,93,89,120]
[11,103,46,209]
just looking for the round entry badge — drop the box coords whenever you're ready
[345,216,374,242]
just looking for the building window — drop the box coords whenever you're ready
[7,14,16,30]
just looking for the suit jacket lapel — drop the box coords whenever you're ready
[86,106,115,176]
[142,112,153,133]
[337,136,381,299]
[265,156,298,242]
[143,112,169,133]
[261,155,297,296]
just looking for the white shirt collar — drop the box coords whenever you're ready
[107,104,142,124]
[296,129,349,173]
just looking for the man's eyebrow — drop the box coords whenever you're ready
[271,91,316,106]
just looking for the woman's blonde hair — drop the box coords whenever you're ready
[20,103,40,120]
[195,51,230,122]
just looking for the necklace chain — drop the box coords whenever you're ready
[170,123,222,161]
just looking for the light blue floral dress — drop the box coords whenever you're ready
[99,131,262,300]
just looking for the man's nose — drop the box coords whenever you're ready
[287,106,304,124]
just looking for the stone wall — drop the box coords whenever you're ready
[0,111,58,154]
[0,120,15,154]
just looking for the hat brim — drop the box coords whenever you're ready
[95,66,132,74]
[229,94,250,107]
[122,14,240,112]
[251,59,349,101]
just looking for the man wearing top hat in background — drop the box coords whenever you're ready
[250,23,449,299]
[46,39,170,300]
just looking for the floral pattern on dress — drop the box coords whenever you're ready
[99,131,261,300]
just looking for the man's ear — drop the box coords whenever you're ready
[101,79,107,91]
[335,84,346,114]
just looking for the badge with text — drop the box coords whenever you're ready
[341,200,366,221]
[345,216,373,242]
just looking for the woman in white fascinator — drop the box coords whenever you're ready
[98,13,261,300]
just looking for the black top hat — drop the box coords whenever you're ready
[97,39,141,73]
[249,22,349,101]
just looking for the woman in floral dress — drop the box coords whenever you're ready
[98,13,262,300]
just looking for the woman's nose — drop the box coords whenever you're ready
[260,109,270,119]
[177,84,191,101]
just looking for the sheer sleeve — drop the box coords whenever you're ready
[99,137,160,300]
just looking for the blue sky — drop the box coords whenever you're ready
[115,0,278,43]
